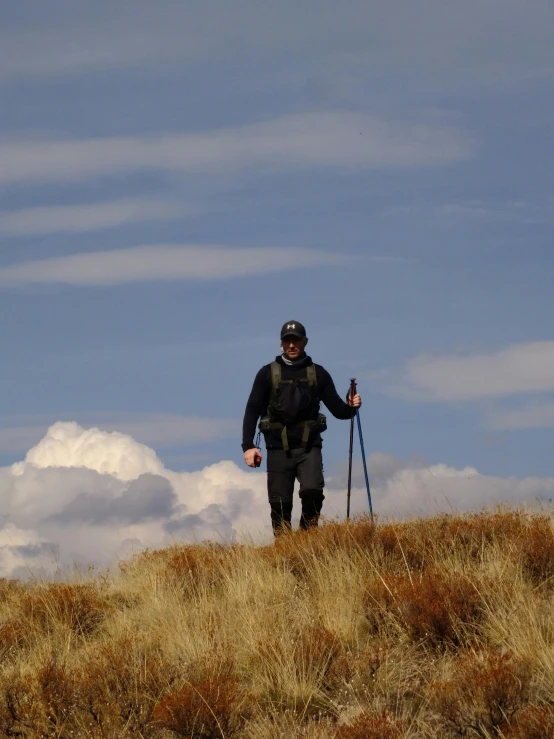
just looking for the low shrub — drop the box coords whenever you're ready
[73,635,172,735]
[334,710,403,739]
[507,703,554,738]
[431,650,532,736]
[364,568,483,647]
[374,523,427,571]
[0,659,77,737]
[152,664,253,738]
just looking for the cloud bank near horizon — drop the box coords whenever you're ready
[0,421,552,578]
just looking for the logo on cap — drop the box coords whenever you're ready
[287,323,296,329]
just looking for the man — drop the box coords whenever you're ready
[242,320,362,534]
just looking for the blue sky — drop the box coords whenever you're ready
[1,0,554,565]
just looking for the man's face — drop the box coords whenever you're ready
[281,334,307,360]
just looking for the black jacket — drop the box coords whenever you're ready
[242,355,356,452]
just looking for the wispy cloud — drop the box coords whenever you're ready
[0,20,186,83]
[437,199,554,224]
[485,401,554,431]
[382,341,554,401]
[0,111,475,187]
[0,413,238,455]
[0,244,349,287]
[1,0,553,93]
[383,198,554,224]
[0,198,186,237]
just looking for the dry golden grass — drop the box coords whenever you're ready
[1,506,554,738]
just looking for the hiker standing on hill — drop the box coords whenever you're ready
[242,321,362,535]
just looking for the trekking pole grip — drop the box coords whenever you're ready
[349,378,357,406]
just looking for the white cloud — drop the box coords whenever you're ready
[0,421,270,577]
[328,453,554,520]
[0,244,348,287]
[485,401,554,431]
[1,422,552,577]
[0,524,59,579]
[12,421,164,481]
[0,111,475,187]
[0,198,186,237]
[383,341,554,401]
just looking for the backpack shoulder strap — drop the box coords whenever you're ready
[306,364,317,388]
[270,362,281,394]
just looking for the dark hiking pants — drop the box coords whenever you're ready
[266,447,325,535]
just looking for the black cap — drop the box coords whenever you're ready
[280,320,307,339]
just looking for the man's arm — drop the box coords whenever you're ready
[242,366,270,452]
[317,366,358,420]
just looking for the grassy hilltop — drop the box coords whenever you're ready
[1,508,554,738]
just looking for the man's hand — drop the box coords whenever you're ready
[244,448,262,468]
[348,393,362,408]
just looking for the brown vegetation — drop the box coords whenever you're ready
[0,506,553,737]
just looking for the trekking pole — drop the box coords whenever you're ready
[356,411,374,523]
[346,378,356,520]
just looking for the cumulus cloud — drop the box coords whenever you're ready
[0,198,186,237]
[0,111,474,187]
[0,422,270,577]
[0,422,552,577]
[381,341,554,401]
[12,421,164,480]
[0,244,349,287]
[48,474,176,525]
[0,524,59,579]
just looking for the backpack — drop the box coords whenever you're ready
[258,362,327,451]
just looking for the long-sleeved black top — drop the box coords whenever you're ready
[242,354,356,452]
